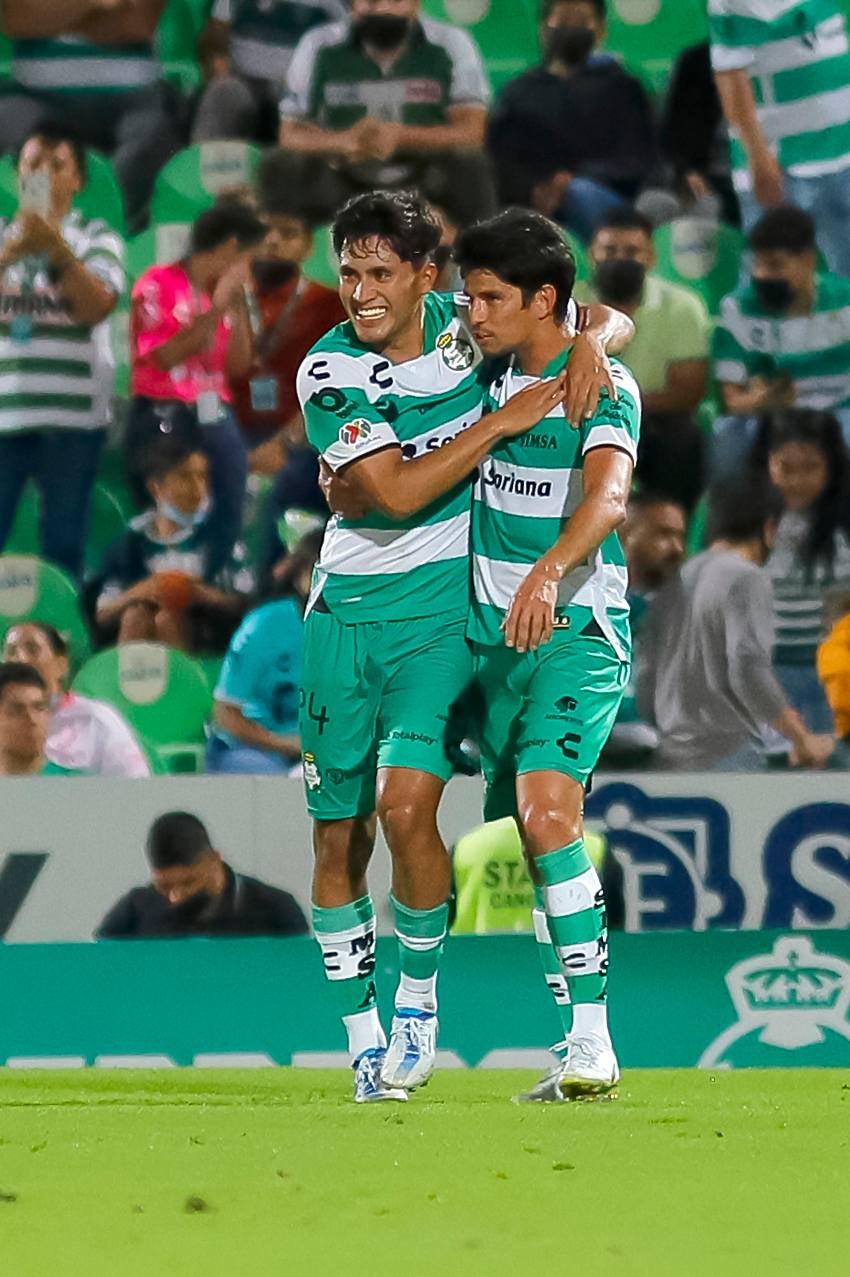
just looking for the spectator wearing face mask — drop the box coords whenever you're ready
[486,0,657,243]
[577,208,711,511]
[96,811,309,938]
[276,0,496,227]
[92,435,255,653]
[227,181,345,477]
[712,206,850,481]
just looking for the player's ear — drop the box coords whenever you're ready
[418,259,439,295]
[534,284,558,320]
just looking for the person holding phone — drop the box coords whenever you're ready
[0,124,125,580]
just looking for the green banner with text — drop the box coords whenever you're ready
[2,930,849,1070]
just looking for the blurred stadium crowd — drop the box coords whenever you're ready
[0,0,850,780]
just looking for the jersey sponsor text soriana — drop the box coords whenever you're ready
[297,291,485,622]
[0,211,125,433]
[469,349,641,655]
[708,0,850,192]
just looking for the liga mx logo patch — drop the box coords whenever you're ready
[437,331,474,371]
[339,418,372,448]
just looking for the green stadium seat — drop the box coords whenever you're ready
[158,0,203,93]
[421,0,539,94]
[5,481,130,577]
[303,223,339,289]
[151,142,261,224]
[686,491,709,558]
[604,0,708,95]
[0,149,127,235]
[653,217,744,317]
[72,642,213,773]
[126,223,192,281]
[0,555,91,670]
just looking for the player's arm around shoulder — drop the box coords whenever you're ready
[315,366,571,523]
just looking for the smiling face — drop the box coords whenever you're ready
[338,235,436,351]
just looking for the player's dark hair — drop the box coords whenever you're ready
[146,812,214,869]
[592,205,654,240]
[0,661,47,702]
[748,205,816,255]
[332,190,442,265]
[17,122,87,182]
[7,621,69,659]
[189,201,267,255]
[749,409,850,571]
[141,432,206,486]
[541,0,606,19]
[628,489,685,517]
[707,478,783,545]
[454,208,576,323]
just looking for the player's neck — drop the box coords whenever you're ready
[514,325,568,378]
[380,303,426,365]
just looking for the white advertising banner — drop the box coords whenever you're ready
[0,773,849,940]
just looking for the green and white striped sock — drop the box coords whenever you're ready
[391,895,449,1014]
[312,895,385,1062]
[537,840,609,1040]
[532,884,572,1039]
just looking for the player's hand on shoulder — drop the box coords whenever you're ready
[503,559,561,653]
[493,372,567,439]
[564,333,617,429]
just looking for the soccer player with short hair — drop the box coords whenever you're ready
[296,190,632,1102]
[454,209,641,1099]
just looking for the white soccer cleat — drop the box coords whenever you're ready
[514,1040,569,1103]
[380,1009,438,1091]
[557,1034,620,1100]
[353,1048,408,1104]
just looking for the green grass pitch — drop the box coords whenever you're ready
[0,1069,846,1276]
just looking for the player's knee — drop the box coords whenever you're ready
[377,795,422,854]
[519,803,583,859]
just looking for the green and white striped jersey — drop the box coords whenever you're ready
[0,211,125,433]
[11,36,159,93]
[468,348,641,654]
[296,291,486,623]
[713,271,850,410]
[708,0,850,190]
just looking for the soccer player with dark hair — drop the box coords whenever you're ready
[96,811,308,938]
[296,188,633,1102]
[451,208,641,1100]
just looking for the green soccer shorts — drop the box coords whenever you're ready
[472,609,630,821]
[299,605,473,821]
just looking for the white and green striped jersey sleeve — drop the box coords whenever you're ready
[297,347,401,472]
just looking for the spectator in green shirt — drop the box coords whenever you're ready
[577,208,711,511]
[0,663,84,777]
[712,206,850,482]
[273,0,496,226]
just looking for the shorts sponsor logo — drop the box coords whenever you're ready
[303,752,321,791]
[325,768,345,785]
[438,332,475,371]
[555,696,578,712]
[557,732,581,760]
[339,418,372,448]
[389,730,437,747]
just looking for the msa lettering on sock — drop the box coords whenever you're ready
[558,934,609,976]
[318,924,376,981]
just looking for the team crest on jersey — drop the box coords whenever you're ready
[339,418,372,448]
[437,331,474,371]
[303,753,321,791]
